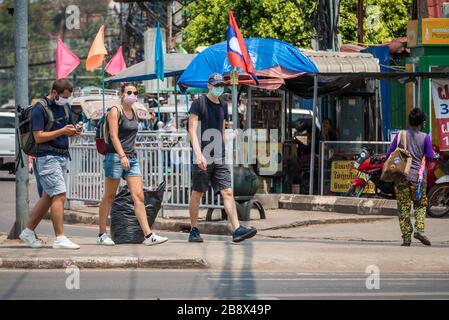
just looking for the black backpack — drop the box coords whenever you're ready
[18,98,70,156]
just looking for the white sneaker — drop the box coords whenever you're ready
[97,233,115,246]
[52,236,80,250]
[19,228,43,248]
[143,233,168,246]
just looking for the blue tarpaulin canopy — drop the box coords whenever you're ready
[177,38,318,90]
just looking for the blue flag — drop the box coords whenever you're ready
[154,21,164,81]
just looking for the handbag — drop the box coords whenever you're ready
[381,130,412,182]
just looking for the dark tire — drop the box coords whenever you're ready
[427,183,449,218]
[344,185,365,197]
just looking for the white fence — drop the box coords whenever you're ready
[66,132,231,210]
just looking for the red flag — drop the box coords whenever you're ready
[227,10,257,78]
[105,46,127,76]
[55,36,80,79]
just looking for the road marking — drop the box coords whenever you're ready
[246,292,449,298]
[208,277,449,281]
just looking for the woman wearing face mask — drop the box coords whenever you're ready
[97,84,168,246]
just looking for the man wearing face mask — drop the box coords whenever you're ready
[188,73,257,243]
[19,79,82,250]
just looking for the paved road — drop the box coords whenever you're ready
[0,270,448,300]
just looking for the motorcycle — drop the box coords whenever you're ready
[426,146,449,218]
[345,145,445,200]
[344,148,394,198]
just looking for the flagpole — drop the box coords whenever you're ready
[232,66,238,166]
[102,60,105,116]
[232,67,238,130]
[157,78,160,122]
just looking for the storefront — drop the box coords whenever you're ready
[406,17,449,143]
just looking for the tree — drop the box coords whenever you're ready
[339,0,412,45]
[182,0,317,52]
[182,0,413,52]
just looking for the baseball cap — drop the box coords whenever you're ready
[208,73,226,86]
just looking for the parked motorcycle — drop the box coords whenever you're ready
[426,145,449,218]
[345,145,445,200]
[344,148,394,198]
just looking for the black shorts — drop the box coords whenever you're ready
[192,162,232,193]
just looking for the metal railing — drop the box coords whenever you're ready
[66,132,232,212]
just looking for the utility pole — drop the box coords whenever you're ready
[357,0,364,46]
[11,0,29,239]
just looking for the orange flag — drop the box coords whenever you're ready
[86,25,108,71]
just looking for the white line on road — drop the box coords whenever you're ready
[208,277,449,281]
[245,292,449,298]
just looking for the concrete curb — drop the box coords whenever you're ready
[0,256,209,269]
[279,195,397,216]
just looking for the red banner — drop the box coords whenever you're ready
[432,80,449,151]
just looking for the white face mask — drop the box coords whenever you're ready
[55,96,69,106]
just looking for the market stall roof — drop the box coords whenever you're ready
[302,50,380,73]
[105,53,197,83]
[177,38,319,90]
[285,71,449,98]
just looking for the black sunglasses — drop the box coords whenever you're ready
[126,91,138,96]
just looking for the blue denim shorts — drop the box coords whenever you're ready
[36,155,68,197]
[104,153,141,179]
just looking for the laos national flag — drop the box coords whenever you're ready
[227,10,258,84]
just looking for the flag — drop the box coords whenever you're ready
[227,10,258,84]
[86,25,108,71]
[105,46,127,76]
[55,36,80,79]
[154,21,164,81]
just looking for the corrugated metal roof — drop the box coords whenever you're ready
[301,50,380,73]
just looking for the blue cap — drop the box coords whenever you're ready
[208,73,226,86]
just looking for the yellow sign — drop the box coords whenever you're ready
[330,161,375,193]
[421,18,449,45]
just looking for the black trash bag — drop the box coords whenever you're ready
[110,181,166,244]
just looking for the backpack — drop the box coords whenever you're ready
[95,105,123,155]
[18,98,70,157]
[381,130,413,183]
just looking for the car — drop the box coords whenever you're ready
[0,112,16,173]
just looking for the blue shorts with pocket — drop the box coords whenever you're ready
[104,153,141,179]
[36,154,68,197]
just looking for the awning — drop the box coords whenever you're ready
[285,71,449,98]
[177,38,318,90]
[75,99,150,120]
[105,53,197,83]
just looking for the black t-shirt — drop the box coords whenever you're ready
[31,96,73,157]
[189,96,228,159]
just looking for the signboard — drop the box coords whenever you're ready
[407,18,449,46]
[330,161,375,194]
[432,80,449,151]
[421,18,449,45]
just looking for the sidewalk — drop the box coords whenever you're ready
[3,207,449,272]
[55,206,394,236]
[1,229,449,272]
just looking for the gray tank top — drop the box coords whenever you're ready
[107,107,138,155]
